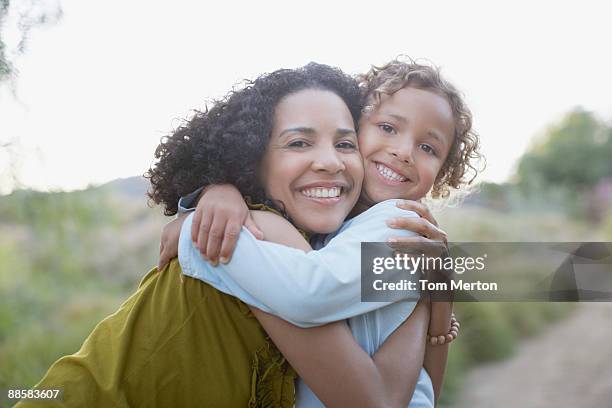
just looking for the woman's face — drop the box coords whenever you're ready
[357,87,455,205]
[261,89,364,234]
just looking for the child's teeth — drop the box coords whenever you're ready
[376,163,407,182]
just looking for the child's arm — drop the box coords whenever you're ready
[424,301,453,402]
[178,200,421,326]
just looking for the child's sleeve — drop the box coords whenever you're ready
[177,186,205,215]
[178,200,420,327]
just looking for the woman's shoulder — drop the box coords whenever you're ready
[249,209,291,227]
[249,210,311,251]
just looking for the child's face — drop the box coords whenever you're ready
[357,86,455,204]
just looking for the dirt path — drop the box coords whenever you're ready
[455,303,612,408]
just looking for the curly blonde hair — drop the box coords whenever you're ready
[357,58,483,198]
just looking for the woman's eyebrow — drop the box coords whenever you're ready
[337,128,357,136]
[278,127,316,138]
[278,127,356,139]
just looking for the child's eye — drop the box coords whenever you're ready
[378,123,396,134]
[287,140,310,148]
[336,141,357,150]
[419,144,436,156]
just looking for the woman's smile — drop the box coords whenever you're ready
[297,181,349,204]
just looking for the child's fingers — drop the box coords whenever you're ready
[191,208,203,243]
[205,217,227,266]
[387,216,447,243]
[396,200,438,227]
[218,222,241,264]
[196,210,213,258]
[386,237,449,261]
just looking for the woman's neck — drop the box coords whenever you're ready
[348,199,371,219]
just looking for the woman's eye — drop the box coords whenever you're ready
[419,144,436,156]
[288,140,310,148]
[378,123,396,134]
[336,141,357,150]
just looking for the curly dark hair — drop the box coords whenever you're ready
[145,63,363,215]
[357,58,484,199]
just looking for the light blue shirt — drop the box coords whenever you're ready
[178,199,434,407]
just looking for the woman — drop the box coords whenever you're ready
[16,63,435,408]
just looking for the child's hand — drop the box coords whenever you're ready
[386,200,448,249]
[191,184,264,265]
[158,214,187,271]
[387,200,450,279]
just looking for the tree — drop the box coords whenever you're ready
[516,109,612,193]
[1,1,62,193]
[0,0,62,84]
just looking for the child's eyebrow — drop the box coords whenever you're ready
[378,111,407,124]
[427,131,447,147]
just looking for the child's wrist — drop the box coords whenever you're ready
[427,313,460,346]
[429,301,453,332]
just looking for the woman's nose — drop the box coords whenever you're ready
[312,146,346,173]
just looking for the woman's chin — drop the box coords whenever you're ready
[297,215,345,235]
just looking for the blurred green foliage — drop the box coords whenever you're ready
[516,109,612,192]
[0,187,166,400]
[513,109,612,222]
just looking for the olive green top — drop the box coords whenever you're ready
[15,245,296,407]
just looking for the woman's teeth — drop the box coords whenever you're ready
[376,163,407,182]
[300,187,342,198]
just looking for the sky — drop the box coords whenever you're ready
[1,0,611,193]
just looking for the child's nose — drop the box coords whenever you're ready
[391,148,414,165]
